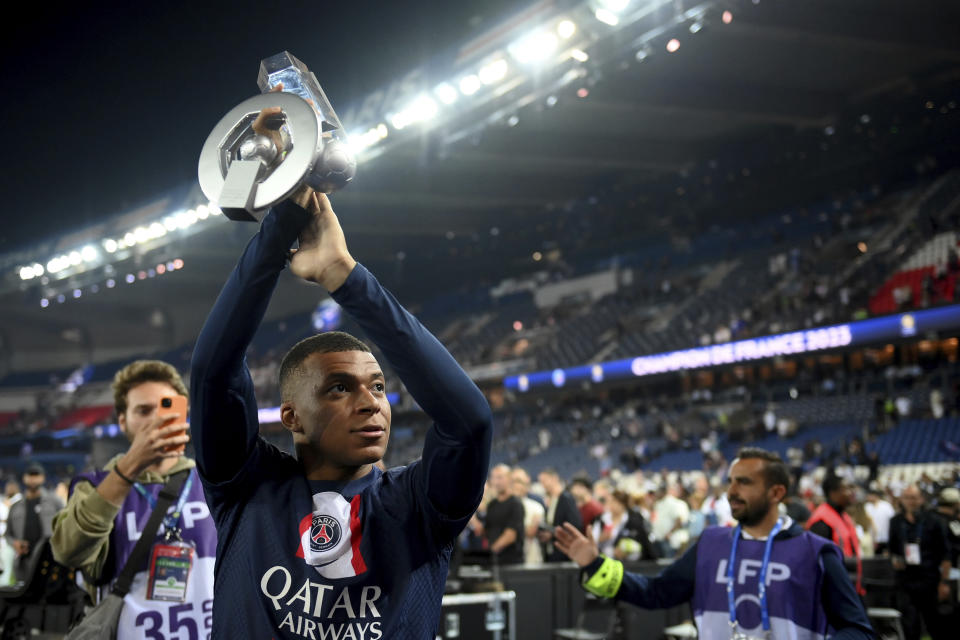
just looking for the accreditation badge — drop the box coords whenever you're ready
[146,540,195,602]
[905,542,922,566]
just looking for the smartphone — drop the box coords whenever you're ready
[157,395,188,453]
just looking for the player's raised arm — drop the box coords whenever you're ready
[294,194,494,526]
[190,170,315,485]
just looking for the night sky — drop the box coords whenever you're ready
[0,0,523,252]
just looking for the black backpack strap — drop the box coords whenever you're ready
[110,469,191,597]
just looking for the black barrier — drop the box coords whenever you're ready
[450,561,690,640]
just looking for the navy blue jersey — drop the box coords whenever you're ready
[190,201,493,638]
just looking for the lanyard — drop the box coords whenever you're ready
[133,471,194,535]
[727,519,783,636]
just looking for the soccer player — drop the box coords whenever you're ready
[553,448,873,640]
[190,182,493,637]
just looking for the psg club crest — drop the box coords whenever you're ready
[310,514,342,553]
[296,492,367,578]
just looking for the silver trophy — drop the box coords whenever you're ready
[198,52,356,222]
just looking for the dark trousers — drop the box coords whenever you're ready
[898,581,950,640]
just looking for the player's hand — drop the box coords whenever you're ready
[554,522,599,567]
[118,413,190,478]
[251,83,287,158]
[288,192,356,291]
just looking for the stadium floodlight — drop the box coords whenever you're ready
[103,238,118,253]
[666,38,680,52]
[134,226,150,244]
[67,251,82,266]
[174,210,197,229]
[434,82,458,105]
[123,232,136,246]
[478,58,509,85]
[391,95,439,130]
[350,123,390,154]
[40,298,49,308]
[689,21,703,34]
[459,74,482,96]
[509,32,558,64]
[46,258,60,273]
[557,19,577,39]
[389,111,408,131]
[163,215,179,231]
[80,245,98,262]
[208,202,222,215]
[409,95,439,121]
[594,9,619,26]
[31,263,44,277]
[598,0,629,11]
[571,49,590,62]
[196,204,210,220]
[149,222,166,239]
[19,266,34,280]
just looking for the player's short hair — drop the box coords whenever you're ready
[112,360,187,416]
[279,331,372,400]
[822,474,846,497]
[734,447,791,493]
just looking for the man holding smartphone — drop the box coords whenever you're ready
[51,360,217,639]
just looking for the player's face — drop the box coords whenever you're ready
[120,381,182,439]
[727,458,777,527]
[292,351,391,468]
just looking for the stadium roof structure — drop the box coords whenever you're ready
[1,0,959,375]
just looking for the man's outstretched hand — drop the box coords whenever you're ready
[554,522,600,568]
[289,191,356,292]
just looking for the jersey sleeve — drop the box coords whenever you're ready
[190,201,312,495]
[581,541,698,608]
[329,264,493,539]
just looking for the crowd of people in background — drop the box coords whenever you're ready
[466,458,960,640]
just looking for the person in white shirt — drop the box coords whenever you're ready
[865,488,896,554]
[701,480,733,527]
[511,468,544,565]
[651,484,690,557]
